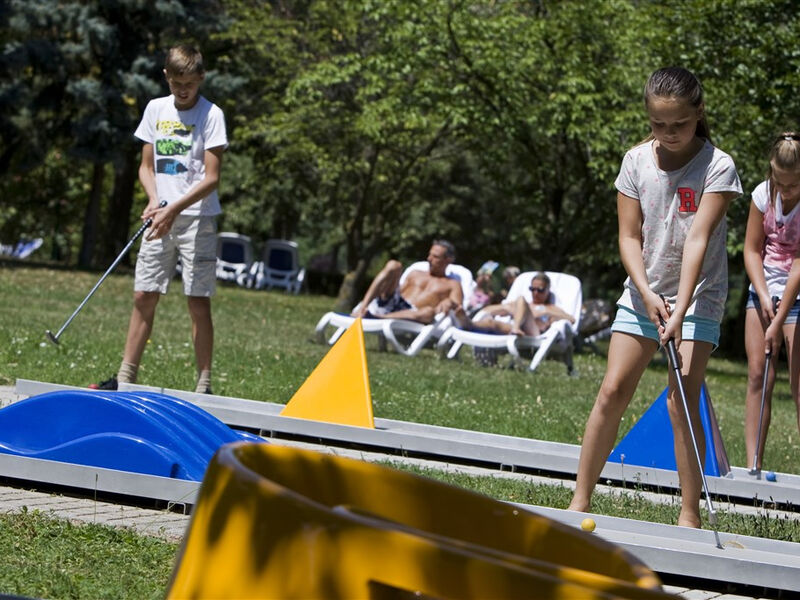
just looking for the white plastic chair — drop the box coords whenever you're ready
[249,239,305,294]
[216,232,254,287]
[437,271,582,374]
[315,261,474,357]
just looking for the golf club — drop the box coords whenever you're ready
[658,301,720,546]
[46,201,167,345]
[751,296,779,474]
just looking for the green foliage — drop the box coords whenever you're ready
[0,151,90,261]
[0,0,228,264]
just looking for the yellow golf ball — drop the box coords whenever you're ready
[580,518,596,532]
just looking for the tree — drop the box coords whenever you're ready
[1,0,227,267]
[218,0,464,309]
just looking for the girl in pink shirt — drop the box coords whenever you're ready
[743,133,800,471]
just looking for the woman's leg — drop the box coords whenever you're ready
[568,332,658,512]
[511,296,540,336]
[666,339,713,528]
[784,321,800,437]
[744,307,776,471]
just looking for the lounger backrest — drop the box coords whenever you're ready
[504,271,582,335]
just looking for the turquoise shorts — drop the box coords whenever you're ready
[611,305,720,347]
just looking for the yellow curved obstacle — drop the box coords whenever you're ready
[168,443,674,599]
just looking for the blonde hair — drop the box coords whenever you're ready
[641,66,711,143]
[768,132,800,204]
[164,45,205,77]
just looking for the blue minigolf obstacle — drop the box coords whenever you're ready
[0,390,263,480]
[608,384,730,477]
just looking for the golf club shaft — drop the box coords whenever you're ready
[49,202,166,342]
[751,351,771,472]
[664,337,717,519]
[751,297,779,472]
[658,306,717,524]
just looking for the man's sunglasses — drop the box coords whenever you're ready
[530,286,548,293]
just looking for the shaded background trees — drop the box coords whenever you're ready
[3,0,800,355]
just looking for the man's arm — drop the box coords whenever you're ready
[435,279,463,314]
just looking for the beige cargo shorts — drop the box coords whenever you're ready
[134,215,217,296]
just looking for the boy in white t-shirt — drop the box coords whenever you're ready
[92,44,227,393]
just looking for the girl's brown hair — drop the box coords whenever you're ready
[642,66,711,143]
[767,132,800,204]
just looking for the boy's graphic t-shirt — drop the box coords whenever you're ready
[614,139,742,322]
[134,95,227,216]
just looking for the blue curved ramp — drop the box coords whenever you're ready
[0,390,263,480]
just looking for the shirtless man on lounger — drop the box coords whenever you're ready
[352,240,463,324]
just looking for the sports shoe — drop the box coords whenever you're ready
[88,376,118,390]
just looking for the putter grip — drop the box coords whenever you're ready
[657,310,681,369]
[665,338,680,369]
[142,200,168,231]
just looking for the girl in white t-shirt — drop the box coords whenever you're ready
[745,134,800,471]
[568,67,742,529]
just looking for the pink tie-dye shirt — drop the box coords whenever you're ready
[750,180,800,297]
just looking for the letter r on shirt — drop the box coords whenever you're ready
[677,187,698,212]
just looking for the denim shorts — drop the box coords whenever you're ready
[746,291,800,325]
[611,305,720,347]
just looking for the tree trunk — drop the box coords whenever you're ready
[78,162,106,269]
[102,150,138,266]
[334,258,371,313]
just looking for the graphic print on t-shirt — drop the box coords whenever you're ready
[155,119,194,175]
[677,187,698,212]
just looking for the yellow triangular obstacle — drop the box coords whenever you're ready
[281,318,374,428]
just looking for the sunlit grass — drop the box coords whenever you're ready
[5,264,795,471]
[0,509,176,600]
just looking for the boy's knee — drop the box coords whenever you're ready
[187,296,212,318]
[133,291,160,311]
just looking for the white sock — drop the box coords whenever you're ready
[195,370,212,393]
[117,361,138,384]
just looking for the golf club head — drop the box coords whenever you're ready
[45,330,60,345]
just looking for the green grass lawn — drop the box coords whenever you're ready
[4,264,798,472]
[1,264,799,598]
